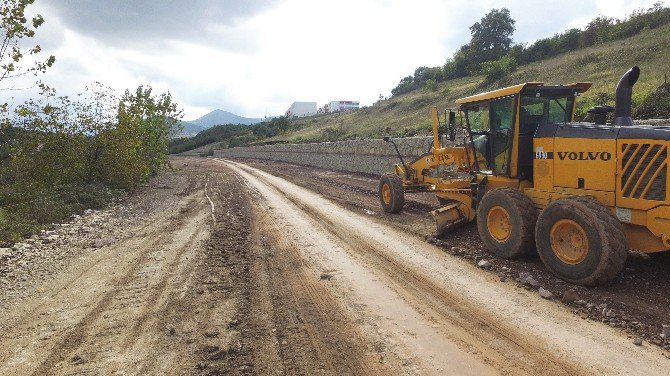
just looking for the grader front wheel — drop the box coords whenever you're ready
[379,173,405,213]
[476,188,538,258]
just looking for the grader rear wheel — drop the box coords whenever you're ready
[535,196,627,285]
[379,173,405,213]
[476,188,538,258]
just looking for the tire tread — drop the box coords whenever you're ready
[536,196,627,285]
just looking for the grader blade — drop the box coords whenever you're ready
[431,202,467,236]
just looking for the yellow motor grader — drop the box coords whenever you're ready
[380,66,670,285]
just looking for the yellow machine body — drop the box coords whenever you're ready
[388,79,670,254]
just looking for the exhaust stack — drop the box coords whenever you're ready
[613,66,640,126]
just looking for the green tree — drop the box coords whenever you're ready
[391,75,414,96]
[443,48,470,79]
[580,15,613,47]
[468,8,516,67]
[117,86,183,177]
[0,0,54,84]
[1,0,55,124]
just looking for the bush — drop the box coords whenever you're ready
[424,78,438,92]
[0,183,120,244]
[0,83,181,243]
[0,208,37,245]
[481,55,517,83]
[634,82,670,119]
[443,50,470,79]
[321,127,346,141]
[199,148,214,157]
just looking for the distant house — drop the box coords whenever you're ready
[327,100,359,113]
[286,102,317,118]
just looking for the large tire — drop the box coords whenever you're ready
[477,188,538,258]
[535,196,627,285]
[379,173,405,213]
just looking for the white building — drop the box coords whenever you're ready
[285,102,317,118]
[327,100,359,113]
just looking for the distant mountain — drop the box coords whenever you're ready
[175,110,262,137]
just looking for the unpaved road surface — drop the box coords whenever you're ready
[0,156,668,375]
[240,158,670,348]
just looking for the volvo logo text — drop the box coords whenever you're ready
[557,151,612,161]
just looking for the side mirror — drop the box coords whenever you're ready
[383,136,391,142]
[448,111,456,141]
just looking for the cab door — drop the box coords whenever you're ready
[489,96,515,175]
[465,96,516,176]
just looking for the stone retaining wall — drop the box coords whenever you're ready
[212,119,670,175]
[214,136,436,175]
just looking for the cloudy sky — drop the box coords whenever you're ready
[3,0,663,120]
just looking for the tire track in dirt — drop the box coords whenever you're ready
[33,194,209,375]
[203,167,396,375]
[0,183,212,375]
[221,158,670,376]
[255,215,389,375]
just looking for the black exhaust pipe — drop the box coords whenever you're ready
[613,66,640,126]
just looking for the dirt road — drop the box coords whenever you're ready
[240,158,670,347]
[0,157,668,375]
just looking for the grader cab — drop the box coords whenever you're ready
[380,66,670,285]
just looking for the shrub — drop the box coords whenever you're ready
[321,127,346,142]
[424,79,438,92]
[481,55,518,83]
[634,82,670,119]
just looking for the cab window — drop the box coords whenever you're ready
[489,96,515,174]
[468,105,489,131]
[464,96,515,175]
[520,94,574,134]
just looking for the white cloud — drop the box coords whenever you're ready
[3,0,665,120]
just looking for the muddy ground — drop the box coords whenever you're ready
[0,156,668,375]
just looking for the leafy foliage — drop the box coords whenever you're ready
[391,67,445,96]
[0,0,55,125]
[0,0,55,83]
[118,86,183,177]
[392,3,670,96]
[481,55,518,83]
[634,80,670,119]
[0,83,183,242]
[467,8,516,66]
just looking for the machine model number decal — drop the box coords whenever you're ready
[534,147,550,160]
[556,151,612,161]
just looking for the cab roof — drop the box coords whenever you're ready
[455,82,592,105]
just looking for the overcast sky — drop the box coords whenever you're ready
[2,0,663,120]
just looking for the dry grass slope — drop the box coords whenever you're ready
[274,23,670,143]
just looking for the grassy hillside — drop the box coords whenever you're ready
[272,23,670,143]
[177,23,670,154]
